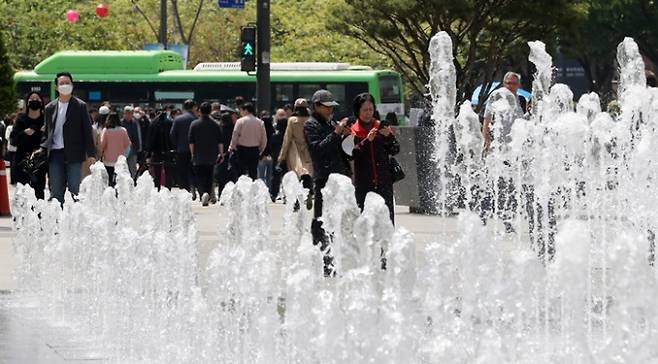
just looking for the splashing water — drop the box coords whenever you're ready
[5,37,658,363]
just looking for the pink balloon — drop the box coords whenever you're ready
[66,9,80,23]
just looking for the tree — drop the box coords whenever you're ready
[270,0,391,68]
[131,0,208,66]
[330,0,586,109]
[562,0,658,100]
[0,31,19,116]
[0,0,140,70]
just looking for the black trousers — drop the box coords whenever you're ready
[312,176,334,276]
[270,164,287,199]
[105,166,115,187]
[237,146,260,180]
[194,164,214,197]
[150,154,175,190]
[355,185,395,225]
[175,152,194,191]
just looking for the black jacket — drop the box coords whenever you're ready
[146,114,174,158]
[304,112,351,181]
[41,96,96,163]
[170,111,197,153]
[351,120,400,191]
[262,116,275,157]
[11,113,44,160]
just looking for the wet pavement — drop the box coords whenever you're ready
[0,187,456,363]
[0,295,110,363]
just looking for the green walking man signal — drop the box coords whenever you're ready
[240,26,256,72]
[243,43,254,56]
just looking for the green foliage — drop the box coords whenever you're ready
[561,0,658,99]
[0,32,18,117]
[330,0,587,106]
[2,0,656,107]
[270,0,390,68]
[0,0,141,70]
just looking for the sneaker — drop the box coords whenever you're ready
[210,196,217,204]
[201,193,210,207]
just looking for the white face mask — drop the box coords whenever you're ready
[134,113,142,120]
[58,84,73,96]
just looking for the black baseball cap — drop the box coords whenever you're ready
[311,90,339,107]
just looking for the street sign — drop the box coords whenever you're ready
[218,0,245,9]
[240,26,256,72]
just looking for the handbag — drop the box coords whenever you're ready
[389,156,405,183]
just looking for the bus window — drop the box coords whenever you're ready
[378,75,401,103]
[154,91,195,100]
[326,84,347,118]
[377,76,405,124]
[298,84,321,101]
[274,84,294,105]
[104,82,150,103]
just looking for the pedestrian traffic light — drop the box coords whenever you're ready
[240,26,256,72]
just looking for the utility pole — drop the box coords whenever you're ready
[159,0,167,49]
[256,0,270,114]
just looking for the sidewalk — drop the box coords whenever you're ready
[0,189,456,364]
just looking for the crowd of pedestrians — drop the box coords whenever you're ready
[4,76,403,273]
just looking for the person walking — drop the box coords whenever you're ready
[120,105,140,179]
[38,72,96,204]
[189,102,223,207]
[277,98,314,209]
[214,112,236,196]
[229,103,267,180]
[10,92,47,199]
[305,89,352,275]
[269,108,288,201]
[4,114,17,185]
[257,114,275,189]
[99,112,131,186]
[481,71,526,234]
[170,99,198,196]
[146,110,175,190]
[133,106,150,177]
[350,93,400,224]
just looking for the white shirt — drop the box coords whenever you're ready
[52,100,68,150]
[5,126,15,152]
[483,88,524,144]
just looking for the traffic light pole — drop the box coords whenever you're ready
[256,0,270,114]
[159,0,167,49]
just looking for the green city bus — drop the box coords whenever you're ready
[13,50,405,122]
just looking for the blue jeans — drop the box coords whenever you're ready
[257,158,273,189]
[48,149,82,204]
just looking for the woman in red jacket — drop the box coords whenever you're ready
[351,93,400,224]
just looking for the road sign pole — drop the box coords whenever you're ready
[256,0,270,114]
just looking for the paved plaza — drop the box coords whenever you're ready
[0,188,460,364]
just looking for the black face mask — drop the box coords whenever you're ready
[28,100,41,111]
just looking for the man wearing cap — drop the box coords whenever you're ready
[304,89,352,275]
[121,105,141,179]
